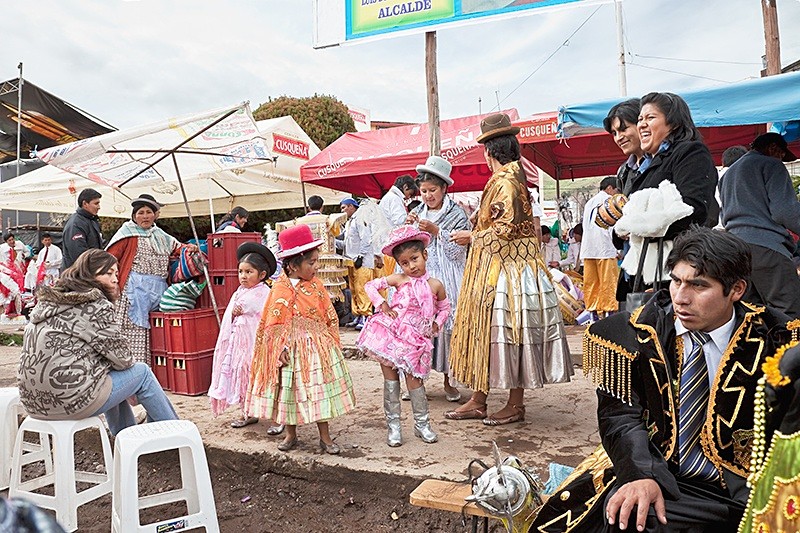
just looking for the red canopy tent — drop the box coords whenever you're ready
[301,110,767,196]
[300,110,520,197]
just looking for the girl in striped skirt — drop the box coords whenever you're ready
[246,225,355,455]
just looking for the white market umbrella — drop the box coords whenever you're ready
[1,115,347,219]
[34,103,294,322]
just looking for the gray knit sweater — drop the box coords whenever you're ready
[18,287,132,420]
[719,150,800,257]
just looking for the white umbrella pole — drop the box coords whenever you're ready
[172,154,222,327]
[207,180,215,232]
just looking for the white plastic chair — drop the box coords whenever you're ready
[8,415,113,532]
[111,420,219,533]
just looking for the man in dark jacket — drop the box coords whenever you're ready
[531,227,799,532]
[719,132,800,318]
[61,188,104,270]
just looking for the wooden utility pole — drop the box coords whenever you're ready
[425,31,440,156]
[614,0,627,96]
[761,0,781,75]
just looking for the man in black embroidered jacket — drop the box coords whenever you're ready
[531,227,799,533]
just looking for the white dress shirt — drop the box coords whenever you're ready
[675,311,736,390]
[379,186,408,227]
[581,190,619,260]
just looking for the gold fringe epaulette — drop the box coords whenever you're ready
[583,330,638,405]
[788,318,800,343]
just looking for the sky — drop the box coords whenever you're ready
[3,0,800,130]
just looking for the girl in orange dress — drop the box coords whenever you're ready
[246,225,355,454]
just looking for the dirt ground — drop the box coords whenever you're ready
[1,325,596,532]
[5,431,474,532]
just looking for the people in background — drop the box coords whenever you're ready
[34,233,62,288]
[719,132,800,318]
[61,188,104,270]
[216,206,249,233]
[341,198,380,330]
[560,223,583,272]
[18,249,178,436]
[306,195,324,215]
[0,232,29,317]
[714,145,748,229]
[581,177,622,320]
[541,225,561,268]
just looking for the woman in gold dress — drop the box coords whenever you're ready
[444,113,572,425]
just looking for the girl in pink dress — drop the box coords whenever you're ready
[209,243,283,434]
[357,225,450,447]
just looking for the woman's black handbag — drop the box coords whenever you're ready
[625,236,665,312]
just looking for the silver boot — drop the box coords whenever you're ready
[409,386,438,443]
[384,380,402,447]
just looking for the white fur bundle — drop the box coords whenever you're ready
[616,180,693,283]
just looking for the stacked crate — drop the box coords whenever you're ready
[202,232,263,310]
[149,232,261,395]
[149,309,219,395]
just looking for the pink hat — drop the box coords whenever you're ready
[277,224,324,259]
[381,225,431,257]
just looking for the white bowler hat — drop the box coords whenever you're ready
[415,155,453,186]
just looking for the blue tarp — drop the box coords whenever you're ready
[558,71,800,140]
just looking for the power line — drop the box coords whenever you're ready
[494,4,604,110]
[633,53,760,66]
[627,61,732,84]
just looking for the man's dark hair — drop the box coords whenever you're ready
[41,233,52,240]
[599,176,620,191]
[640,92,701,145]
[666,226,750,296]
[394,174,419,194]
[307,195,324,212]
[77,188,102,209]
[483,135,520,165]
[603,98,641,134]
[722,145,748,167]
[391,239,426,260]
[541,225,552,237]
[572,223,583,236]
[3,232,14,242]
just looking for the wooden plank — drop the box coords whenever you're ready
[409,479,493,518]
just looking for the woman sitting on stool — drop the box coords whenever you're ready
[18,249,179,435]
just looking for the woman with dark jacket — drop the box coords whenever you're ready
[18,249,178,435]
[628,92,718,236]
[615,92,718,301]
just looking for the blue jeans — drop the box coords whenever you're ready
[92,363,179,435]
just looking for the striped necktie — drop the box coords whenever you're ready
[677,330,719,481]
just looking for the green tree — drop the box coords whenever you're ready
[253,94,355,149]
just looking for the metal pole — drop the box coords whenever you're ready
[614,0,627,96]
[16,63,22,178]
[172,153,222,327]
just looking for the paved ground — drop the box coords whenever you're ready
[0,323,599,484]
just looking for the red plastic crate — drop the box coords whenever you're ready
[163,308,220,355]
[149,312,168,353]
[210,272,239,310]
[168,349,214,396]
[150,350,171,391]
[207,232,262,272]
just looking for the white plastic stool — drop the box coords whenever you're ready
[0,388,52,492]
[111,420,219,533]
[8,416,113,532]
